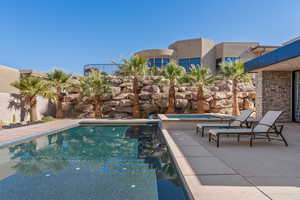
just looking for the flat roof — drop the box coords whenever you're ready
[245,39,300,72]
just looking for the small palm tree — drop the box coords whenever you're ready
[80,71,111,118]
[220,61,250,115]
[189,65,218,113]
[11,76,54,122]
[116,56,148,118]
[48,69,72,118]
[162,63,185,113]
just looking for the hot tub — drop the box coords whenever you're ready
[158,113,233,130]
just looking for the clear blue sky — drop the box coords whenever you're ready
[0,0,299,75]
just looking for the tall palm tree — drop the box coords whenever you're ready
[48,69,72,118]
[220,61,250,115]
[189,65,218,113]
[80,71,111,118]
[162,63,185,113]
[116,56,148,118]
[11,76,54,122]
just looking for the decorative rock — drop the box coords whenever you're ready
[113,93,129,100]
[111,87,121,97]
[175,93,186,99]
[117,106,133,113]
[214,92,231,100]
[119,99,132,107]
[139,92,151,100]
[176,99,188,109]
[178,87,186,92]
[142,85,160,93]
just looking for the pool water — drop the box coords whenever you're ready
[167,114,219,119]
[0,124,190,200]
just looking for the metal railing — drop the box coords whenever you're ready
[84,64,122,75]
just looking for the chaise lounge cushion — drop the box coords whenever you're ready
[197,123,230,129]
[209,128,253,136]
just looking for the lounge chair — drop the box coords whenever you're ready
[208,111,288,147]
[196,110,254,137]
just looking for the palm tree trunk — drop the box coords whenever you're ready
[167,82,176,113]
[56,87,64,118]
[94,100,103,118]
[232,79,240,115]
[29,96,38,122]
[132,77,140,118]
[197,85,205,114]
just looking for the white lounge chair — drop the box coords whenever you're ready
[208,111,288,147]
[196,110,254,137]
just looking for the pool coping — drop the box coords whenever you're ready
[160,128,196,200]
[158,113,234,121]
[0,123,80,148]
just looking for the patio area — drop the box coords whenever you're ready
[166,123,300,200]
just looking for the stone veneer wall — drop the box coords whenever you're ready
[255,71,292,121]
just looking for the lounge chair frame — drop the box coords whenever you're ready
[208,112,288,147]
[196,110,254,137]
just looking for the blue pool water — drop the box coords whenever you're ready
[167,114,219,119]
[0,124,190,200]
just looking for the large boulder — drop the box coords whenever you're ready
[117,106,133,113]
[175,92,186,99]
[139,92,152,100]
[211,99,232,109]
[113,93,129,100]
[111,87,121,97]
[192,101,210,111]
[142,85,160,93]
[214,92,231,100]
[176,99,188,109]
[119,99,132,107]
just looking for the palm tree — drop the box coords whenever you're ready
[189,65,218,113]
[220,61,250,115]
[11,76,54,122]
[80,71,111,118]
[48,69,72,118]
[116,56,148,118]
[162,63,185,113]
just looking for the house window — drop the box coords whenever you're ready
[148,57,169,67]
[163,58,170,66]
[148,58,154,67]
[224,57,240,62]
[178,57,201,72]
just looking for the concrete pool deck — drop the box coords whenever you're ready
[0,120,299,200]
[163,123,300,200]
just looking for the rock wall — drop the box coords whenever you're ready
[62,76,256,119]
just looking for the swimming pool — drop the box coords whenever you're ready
[0,124,190,200]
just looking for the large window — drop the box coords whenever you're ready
[224,57,240,62]
[178,57,201,72]
[148,57,169,67]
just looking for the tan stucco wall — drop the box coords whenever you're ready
[169,38,204,59]
[134,49,174,58]
[0,65,20,93]
[201,39,217,74]
[215,42,258,59]
[0,93,53,123]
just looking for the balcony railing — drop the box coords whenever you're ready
[84,64,122,75]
